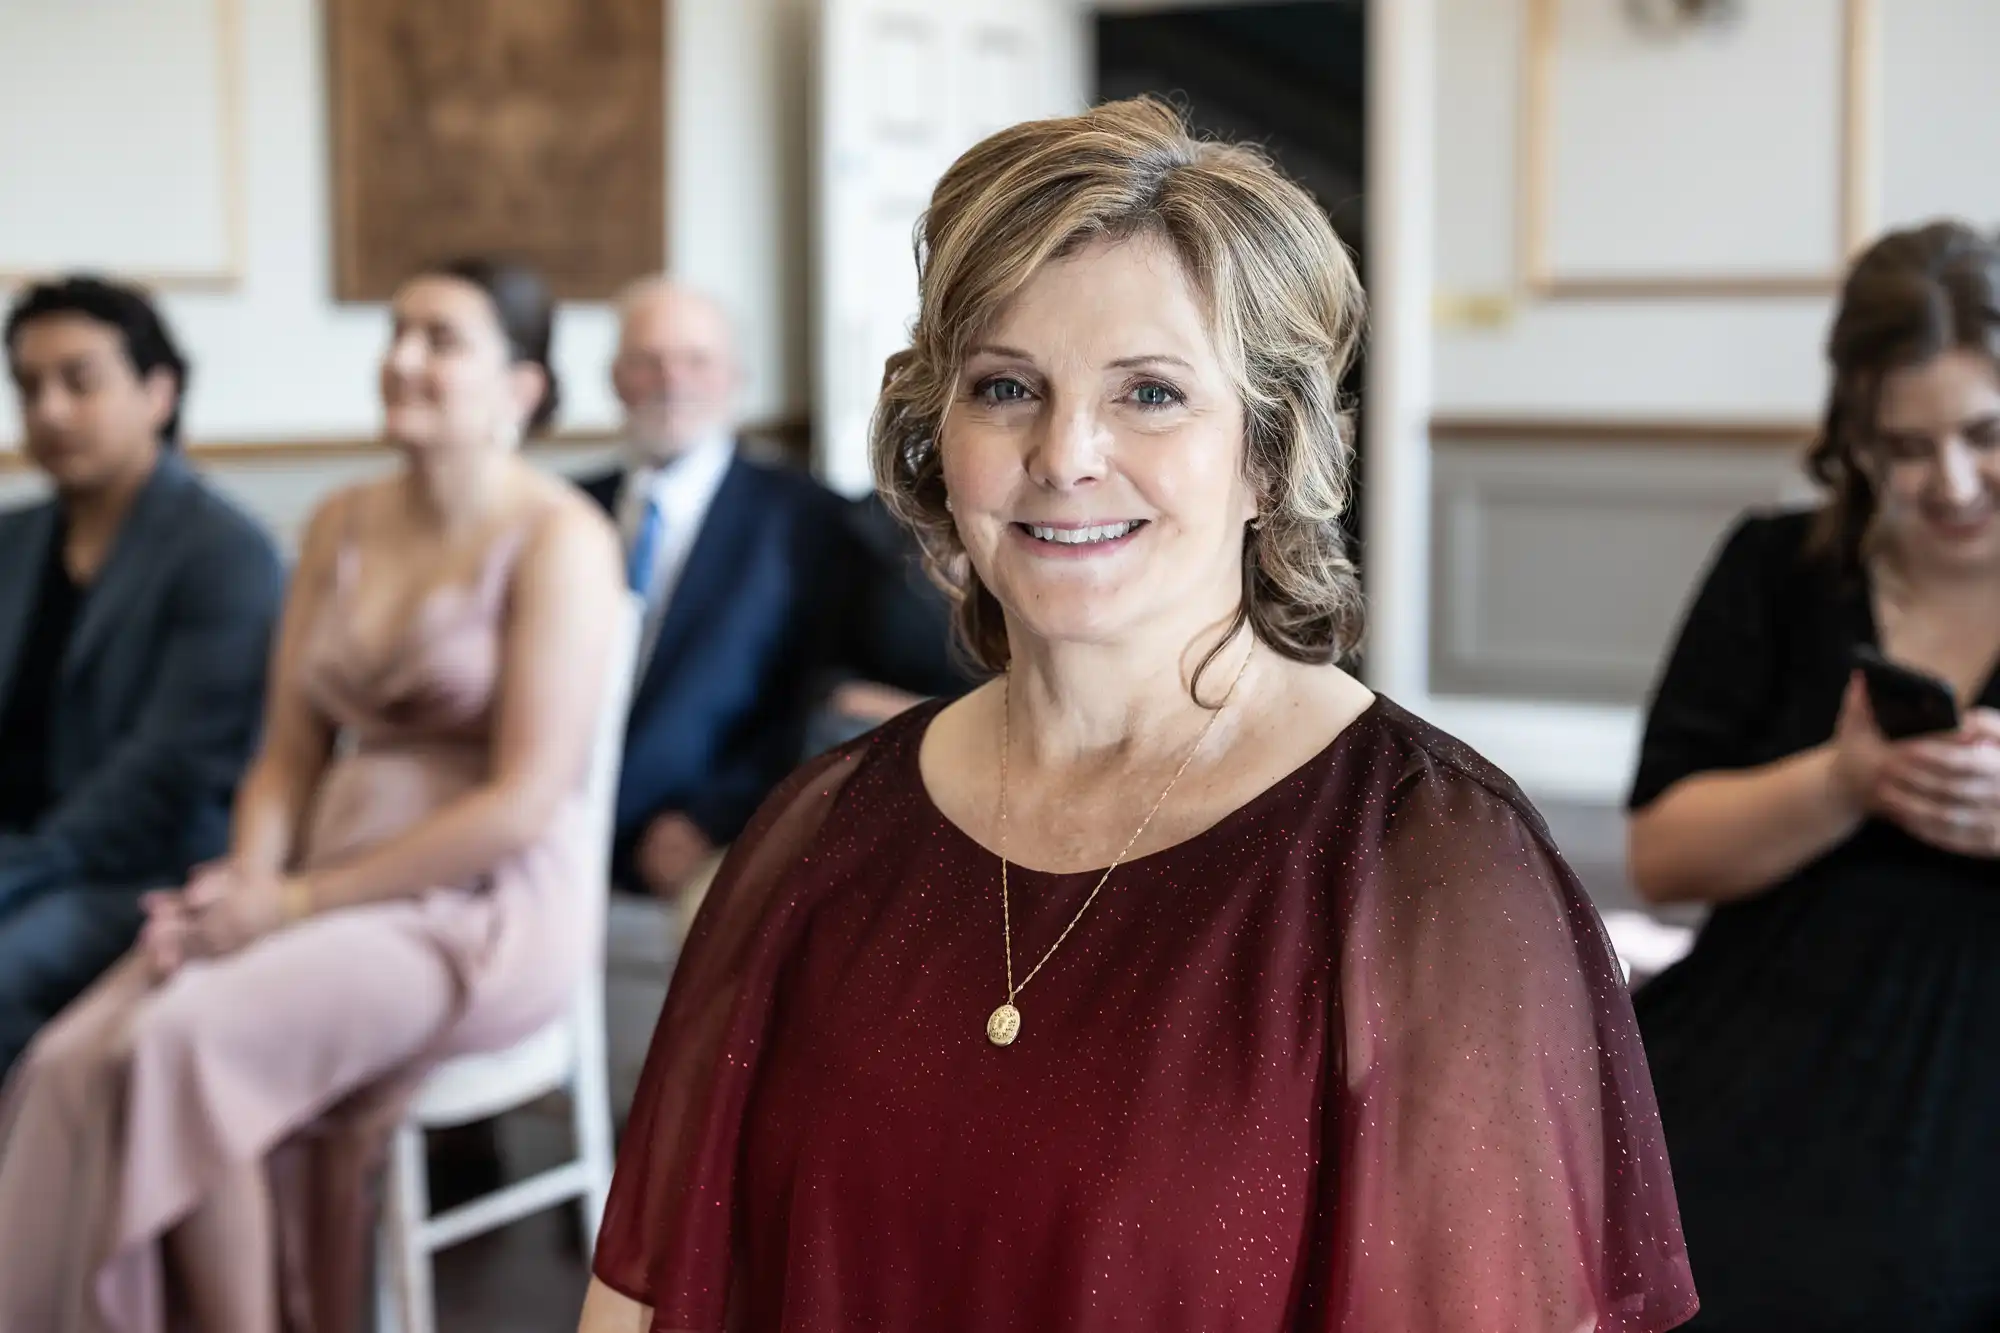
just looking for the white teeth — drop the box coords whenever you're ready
[1026,522,1139,545]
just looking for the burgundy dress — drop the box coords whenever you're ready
[595,698,1697,1333]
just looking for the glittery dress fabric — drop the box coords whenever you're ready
[596,696,1697,1332]
[1631,509,2000,1331]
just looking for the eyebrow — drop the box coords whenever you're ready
[1108,354,1194,372]
[963,344,1195,372]
[14,353,103,377]
[1880,411,2000,437]
[964,343,1035,361]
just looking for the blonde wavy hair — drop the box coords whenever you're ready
[870,96,1367,682]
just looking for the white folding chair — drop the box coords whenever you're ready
[1601,909,1697,986]
[375,594,640,1333]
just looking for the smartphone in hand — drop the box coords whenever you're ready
[1851,644,1961,740]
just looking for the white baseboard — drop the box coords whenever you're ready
[1411,693,1641,807]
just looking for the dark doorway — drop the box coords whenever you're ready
[1095,0,1370,593]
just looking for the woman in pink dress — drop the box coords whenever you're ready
[581,98,1696,1333]
[0,257,623,1332]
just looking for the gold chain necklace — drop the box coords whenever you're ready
[985,649,1251,1047]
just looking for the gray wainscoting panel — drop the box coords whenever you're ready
[1430,438,1811,704]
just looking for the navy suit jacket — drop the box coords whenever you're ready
[579,452,845,871]
[0,452,283,898]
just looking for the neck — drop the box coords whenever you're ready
[1004,610,1254,768]
[61,445,160,548]
[630,429,726,472]
[1878,544,2000,602]
[397,444,510,533]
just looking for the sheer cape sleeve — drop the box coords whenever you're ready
[592,736,873,1330]
[1313,730,1697,1331]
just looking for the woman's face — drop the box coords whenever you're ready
[380,276,540,453]
[940,233,1258,657]
[1869,348,2000,574]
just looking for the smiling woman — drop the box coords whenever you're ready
[581,97,1696,1333]
[1627,221,2000,1330]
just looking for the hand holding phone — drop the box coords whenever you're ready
[1850,644,1961,741]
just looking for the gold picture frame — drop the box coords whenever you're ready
[0,0,246,291]
[325,0,667,302]
[1519,0,1879,299]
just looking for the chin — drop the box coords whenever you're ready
[1934,535,2000,573]
[36,460,105,493]
[999,589,1156,652]
[1914,513,2000,567]
[381,413,440,453]
[25,444,104,489]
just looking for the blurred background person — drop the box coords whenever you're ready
[0,258,621,1333]
[0,277,281,1081]
[1628,221,2000,1331]
[578,278,843,904]
[804,488,986,753]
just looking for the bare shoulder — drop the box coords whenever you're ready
[924,677,1005,756]
[1225,655,1377,781]
[516,470,621,573]
[917,678,1005,820]
[294,478,387,572]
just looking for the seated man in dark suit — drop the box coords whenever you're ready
[578,278,843,901]
[0,277,283,1077]
[806,490,987,755]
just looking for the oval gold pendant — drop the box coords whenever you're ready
[986,1003,1021,1047]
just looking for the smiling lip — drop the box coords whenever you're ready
[1928,509,1994,536]
[1011,519,1148,556]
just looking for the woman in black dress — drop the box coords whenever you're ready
[1629,220,2000,1330]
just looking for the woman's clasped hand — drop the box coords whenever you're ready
[137,861,301,977]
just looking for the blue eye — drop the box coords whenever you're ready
[1131,381,1181,408]
[975,376,1032,404]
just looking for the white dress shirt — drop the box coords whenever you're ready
[616,432,736,668]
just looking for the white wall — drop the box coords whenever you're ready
[1423,0,2000,802]
[0,0,813,449]
[1434,0,2000,420]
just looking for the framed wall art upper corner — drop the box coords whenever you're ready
[0,0,246,291]
[326,0,667,303]
[1517,0,1880,301]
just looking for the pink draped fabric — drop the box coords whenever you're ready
[595,699,1696,1332]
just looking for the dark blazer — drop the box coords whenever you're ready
[0,452,283,892]
[579,452,845,869]
[829,492,983,701]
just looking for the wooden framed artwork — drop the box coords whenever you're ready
[0,0,245,289]
[1518,0,1879,299]
[326,0,666,301]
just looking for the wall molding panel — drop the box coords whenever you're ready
[1518,0,1879,299]
[1430,430,1809,703]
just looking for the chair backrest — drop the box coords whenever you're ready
[579,594,643,899]
[561,592,641,1103]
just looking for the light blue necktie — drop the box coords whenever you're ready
[627,497,665,598]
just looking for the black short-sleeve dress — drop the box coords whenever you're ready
[1631,508,2000,1331]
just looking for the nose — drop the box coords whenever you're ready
[1935,438,1984,508]
[385,328,427,377]
[1025,400,1109,491]
[23,382,73,433]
